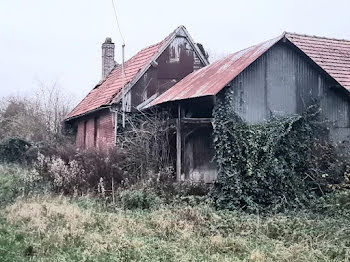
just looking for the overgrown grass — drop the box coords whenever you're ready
[1,164,350,261]
[0,164,24,206]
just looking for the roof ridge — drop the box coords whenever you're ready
[132,25,184,54]
[225,35,283,60]
[99,26,180,87]
[285,31,350,43]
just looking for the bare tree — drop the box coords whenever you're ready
[0,81,73,142]
[34,80,72,140]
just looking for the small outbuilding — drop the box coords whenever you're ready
[150,32,350,182]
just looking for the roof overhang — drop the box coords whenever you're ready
[64,106,110,122]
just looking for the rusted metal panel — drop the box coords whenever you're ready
[130,35,206,109]
[151,32,350,108]
[151,36,283,106]
[157,37,196,80]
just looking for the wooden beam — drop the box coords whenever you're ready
[176,104,182,182]
[181,118,213,124]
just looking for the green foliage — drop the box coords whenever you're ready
[312,190,350,218]
[211,96,332,212]
[1,195,350,261]
[1,165,350,261]
[120,188,162,210]
[0,138,31,164]
[0,165,23,206]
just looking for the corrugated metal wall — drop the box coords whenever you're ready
[222,42,349,142]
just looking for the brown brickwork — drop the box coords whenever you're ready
[75,110,115,151]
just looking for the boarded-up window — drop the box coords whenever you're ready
[94,117,99,147]
[83,121,87,149]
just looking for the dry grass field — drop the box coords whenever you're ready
[1,164,349,262]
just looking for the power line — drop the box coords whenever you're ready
[111,0,126,127]
[111,0,125,45]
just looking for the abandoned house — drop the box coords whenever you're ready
[64,25,209,150]
[66,29,350,183]
[149,32,350,182]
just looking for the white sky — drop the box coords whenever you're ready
[1,0,350,103]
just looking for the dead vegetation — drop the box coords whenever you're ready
[0,164,349,261]
[1,193,349,262]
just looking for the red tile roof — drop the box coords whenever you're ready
[151,32,350,106]
[66,32,170,120]
[285,32,350,90]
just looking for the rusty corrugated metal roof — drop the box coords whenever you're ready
[151,32,350,106]
[151,36,282,106]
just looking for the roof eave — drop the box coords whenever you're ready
[64,106,110,122]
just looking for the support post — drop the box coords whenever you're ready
[114,110,118,145]
[176,104,182,182]
[121,44,126,128]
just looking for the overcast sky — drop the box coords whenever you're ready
[1,0,350,103]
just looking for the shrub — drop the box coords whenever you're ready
[309,140,350,192]
[0,138,31,164]
[120,188,162,210]
[121,169,212,205]
[312,190,350,218]
[0,165,23,206]
[30,148,125,195]
[73,148,124,190]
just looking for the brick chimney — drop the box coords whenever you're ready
[102,37,116,79]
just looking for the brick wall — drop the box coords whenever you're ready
[75,109,115,151]
[96,111,115,149]
[76,121,85,149]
